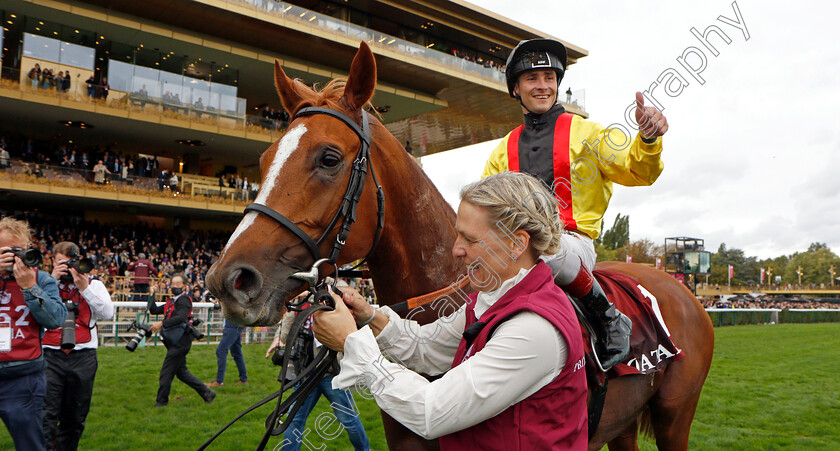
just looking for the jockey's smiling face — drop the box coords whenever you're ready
[514,69,557,114]
[453,201,522,292]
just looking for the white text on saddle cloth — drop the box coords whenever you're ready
[622,284,682,374]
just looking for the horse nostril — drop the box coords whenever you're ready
[228,266,261,299]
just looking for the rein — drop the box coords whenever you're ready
[199,106,385,451]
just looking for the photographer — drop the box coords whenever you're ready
[0,217,66,451]
[147,274,215,407]
[42,242,114,451]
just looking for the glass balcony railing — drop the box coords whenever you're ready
[0,160,250,207]
[227,0,507,85]
[1,67,286,140]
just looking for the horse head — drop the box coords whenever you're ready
[207,42,383,325]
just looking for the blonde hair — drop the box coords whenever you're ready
[460,172,564,256]
[0,217,33,246]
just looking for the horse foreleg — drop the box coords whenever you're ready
[607,419,639,451]
[381,411,440,451]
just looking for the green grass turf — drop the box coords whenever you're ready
[636,322,840,450]
[1,323,838,450]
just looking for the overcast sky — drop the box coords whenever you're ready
[420,0,840,260]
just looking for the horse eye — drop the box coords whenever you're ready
[320,153,341,168]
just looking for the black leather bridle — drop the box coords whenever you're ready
[244,106,385,274]
[198,106,385,451]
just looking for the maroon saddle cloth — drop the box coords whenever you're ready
[592,269,684,376]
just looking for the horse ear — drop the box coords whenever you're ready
[274,60,303,115]
[342,41,377,111]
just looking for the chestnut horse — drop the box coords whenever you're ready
[206,42,714,450]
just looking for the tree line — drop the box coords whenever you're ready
[593,214,840,286]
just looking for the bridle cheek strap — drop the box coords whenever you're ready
[244,106,384,273]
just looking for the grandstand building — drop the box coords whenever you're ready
[0,0,588,231]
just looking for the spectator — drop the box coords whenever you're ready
[92,160,109,184]
[157,169,168,191]
[61,72,71,94]
[99,77,110,101]
[29,64,41,89]
[42,69,53,90]
[135,84,149,107]
[205,318,248,388]
[0,145,9,169]
[56,72,65,93]
[169,172,179,193]
[0,217,67,451]
[42,241,115,451]
[85,75,95,98]
[127,253,156,301]
[250,181,259,200]
[241,177,249,201]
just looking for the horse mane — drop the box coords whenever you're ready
[288,78,374,118]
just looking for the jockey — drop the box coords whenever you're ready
[482,38,669,370]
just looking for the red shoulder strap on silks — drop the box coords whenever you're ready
[552,113,577,231]
[505,114,577,230]
[506,125,525,172]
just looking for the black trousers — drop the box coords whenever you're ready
[157,335,210,404]
[43,348,98,451]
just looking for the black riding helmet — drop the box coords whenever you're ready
[505,39,568,98]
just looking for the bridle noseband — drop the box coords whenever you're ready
[244,106,385,287]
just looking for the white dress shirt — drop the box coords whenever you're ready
[43,279,115,351]
[332,266,568,439]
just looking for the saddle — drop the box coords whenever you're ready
[584,269,682,376]
[571,269,683,438]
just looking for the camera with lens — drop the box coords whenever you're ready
[187,317,205,341]
[4,247,42,268]
[125,320,152,352]
[58,255,94,283]
[60,301,79,350]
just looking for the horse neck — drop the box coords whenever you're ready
[365,129,464,305]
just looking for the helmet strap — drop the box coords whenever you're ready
[517,95,540,116]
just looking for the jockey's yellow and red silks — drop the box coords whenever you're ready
[483,114,664,240]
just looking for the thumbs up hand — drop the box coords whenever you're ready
[634,91,669,139]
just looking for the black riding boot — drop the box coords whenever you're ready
[559,263,632,371]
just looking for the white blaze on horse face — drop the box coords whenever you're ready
[255,124,307,205]
[222,212,257,257]
[222,124,307,256]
